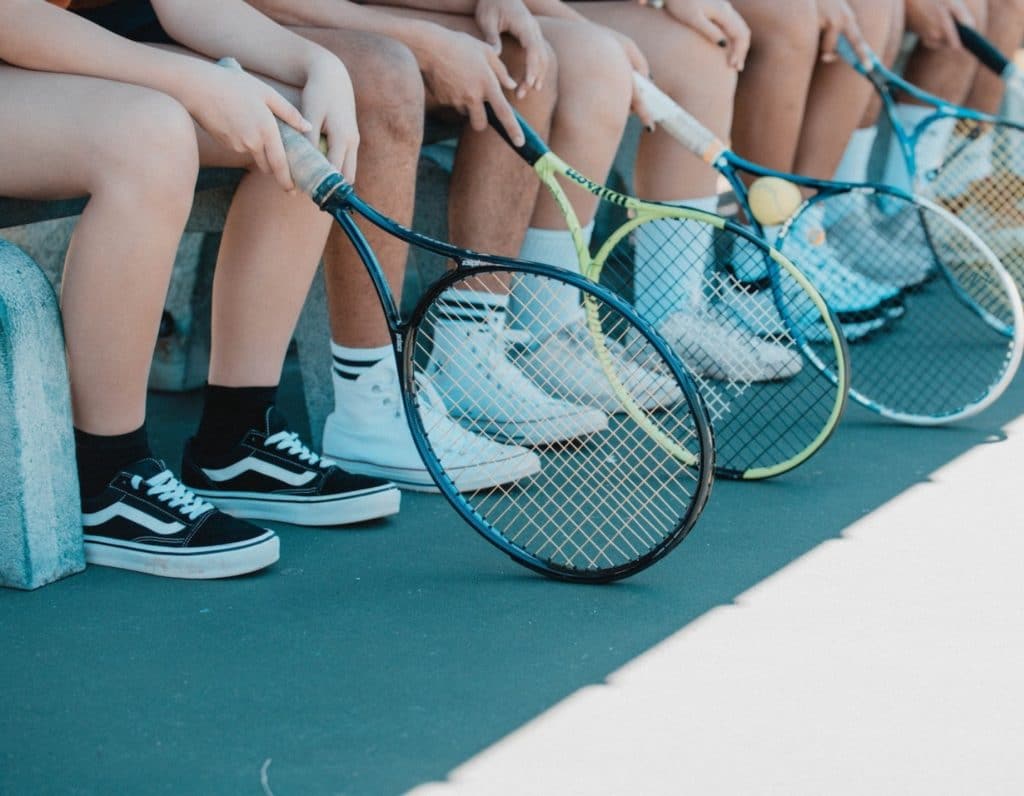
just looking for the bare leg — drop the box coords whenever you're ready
[530,17,634,228]
[795,0,902,178]
[963,0,1024,114]
[291,29,424,348]
[729,0,820,173]
[860,0,907,127]
[572,1,737,202]
[0,67,198,435]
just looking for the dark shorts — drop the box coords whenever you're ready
[73,0,172,45]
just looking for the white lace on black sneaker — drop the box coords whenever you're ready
[131,470,214,521]
[264,430,330,469]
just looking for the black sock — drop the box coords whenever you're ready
[192,384,279,460]
[75,425,152,500]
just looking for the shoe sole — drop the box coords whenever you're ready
[324,451,542,494]
[191,485,401,526]
[84,531,279,579]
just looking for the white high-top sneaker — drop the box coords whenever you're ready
[512,322,683,413]
[322,359,541,493]
[428,315,609,446]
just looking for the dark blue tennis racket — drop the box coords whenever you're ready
[220,59,714,583]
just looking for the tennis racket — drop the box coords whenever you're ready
[956,23,1024,106]
[220,59,714,583]
[636,71,1024,425]
[486,107,849,481]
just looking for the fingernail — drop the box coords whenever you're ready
[646,124,655,133]
[718,39,727,47]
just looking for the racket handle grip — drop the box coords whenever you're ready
[483,103,550,165]
[835,35,876,73]
[216,57,339,197]
[632,73,724,163]
[956,23,1011,76]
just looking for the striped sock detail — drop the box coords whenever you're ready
[331,343,391,381]
[434,289,508,325]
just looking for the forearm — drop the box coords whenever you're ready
[153,0,332,85]
[0,0,214,94]
[370,0,476,12]
[250,0,467,66]
[523,0,586,21]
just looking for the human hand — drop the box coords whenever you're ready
[816,0,871,66]
[663,0,750,71]
[475,0,551,97]
[183,63,311,191]
[301,53,360,183]
[905,0,975,49]
[417,26,525,145]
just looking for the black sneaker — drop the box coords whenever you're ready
[82,458,279,579]
[182,408,400,526]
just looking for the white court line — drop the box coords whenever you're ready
[408,420,1024,796]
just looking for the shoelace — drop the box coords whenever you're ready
[131,470,214,521]
[265,430,330,469]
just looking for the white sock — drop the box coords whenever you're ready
[432,288,508,362]
[634,196,718,326]
[331,341,393,412]
[509,222,593,342]
[833,126,879,184]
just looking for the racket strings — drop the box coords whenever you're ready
[593,209,843,476]
[792,189,1018,419]
[916,118,1024,297]
[407,268,706,575]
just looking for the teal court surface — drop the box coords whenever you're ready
[3,355,1023,795]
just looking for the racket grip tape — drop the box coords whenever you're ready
[956,23,1011,75]
[216,57,339,197]
[483,103,550,165]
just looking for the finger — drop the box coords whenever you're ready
[263,127,295,191]
[245,135,271,175]
[520,33,546,95]
[467,100,488,134]
[303,106,327,146]
[950,0,976,28]
[629,42,651,77]
[939,10,963,49]
[633,89,655,131]
[717,6,752,70]
[489,90,525,146]
[340,142,358,185]
[489,50,519,92]
[690,13,730,54]
[265,89,312,133]
[820,22,841,62]
[478,7,502,52]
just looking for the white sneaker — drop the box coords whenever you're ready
[714,277,886,344]
[511,323,682,413]
[428,321,609,446]
[656,309,803,382]
[322,359,541,493]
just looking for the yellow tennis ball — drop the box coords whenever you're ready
[748,176,803,225]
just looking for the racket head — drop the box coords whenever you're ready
[779,184,1024,423]
[588,197,849,480]
[913,115,1024,298]
[400,262,715,582]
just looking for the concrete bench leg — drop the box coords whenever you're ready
[0,241,85,589]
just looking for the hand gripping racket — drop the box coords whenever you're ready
[636,71,1024,425]
[955,23,1024,107]
[220,59,714,582]
[486,107,849,481]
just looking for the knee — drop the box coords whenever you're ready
[547,22,632,129]
[332,32,425,147]
[847,0,899,51]
[92,89,198,209]
[743,0,819,59]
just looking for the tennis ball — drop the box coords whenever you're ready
[748,176,803,225]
